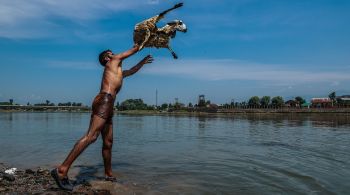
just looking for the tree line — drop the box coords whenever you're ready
[1,91,348,111]
[116,99,194,111]
[241,96,305,108]
[0,99,84,107]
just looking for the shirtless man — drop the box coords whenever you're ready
[51,44,153,191]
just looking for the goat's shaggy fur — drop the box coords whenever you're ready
[133,3,186,59]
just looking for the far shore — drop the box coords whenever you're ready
[1,108,350,115]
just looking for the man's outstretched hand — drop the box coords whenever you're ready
[141,55,154,65]
[123,55,154,78]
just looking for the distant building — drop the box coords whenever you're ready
[207,104,218,109]
[311,98,332,108]
[336,95,350,106]
[285,100,299,107]
[301,102,311,108]
[194,103,218,113]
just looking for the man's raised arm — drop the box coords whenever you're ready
[115,44,140,60]
[123,55,154,78]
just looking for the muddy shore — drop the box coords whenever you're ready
[0,163,142,195]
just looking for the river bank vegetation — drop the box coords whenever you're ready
[1,91,349,113]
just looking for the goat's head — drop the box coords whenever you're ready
[167,20,187,33]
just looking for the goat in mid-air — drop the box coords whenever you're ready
[133,3,187,59]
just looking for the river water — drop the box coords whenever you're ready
[0,112,349,194]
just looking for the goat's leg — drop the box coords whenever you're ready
[159,3,183,18]
[167,46,178,59]
[139,30,151,51]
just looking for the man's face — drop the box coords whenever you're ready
[105,51,113,62]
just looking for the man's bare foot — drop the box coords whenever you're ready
[105,176,118,182]
[51,168,73,191]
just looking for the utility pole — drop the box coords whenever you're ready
[156,89,158,107]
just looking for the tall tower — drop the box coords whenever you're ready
[198,95,205,107]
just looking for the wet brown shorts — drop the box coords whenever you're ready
[92,92,115,122]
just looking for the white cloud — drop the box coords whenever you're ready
[143,58,350,84]
[0,0,144,39]
[147,0,160,5]
[0,0,139,24]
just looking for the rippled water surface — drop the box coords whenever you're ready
[1,112,350,194]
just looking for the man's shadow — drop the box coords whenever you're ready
[72,164,104,185]
[72,162,133,185]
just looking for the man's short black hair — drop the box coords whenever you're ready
[98,49,112,66]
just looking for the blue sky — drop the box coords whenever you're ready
[0,0,349,105]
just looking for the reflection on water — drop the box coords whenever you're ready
[241,113,350,128]
[0,112,350,194]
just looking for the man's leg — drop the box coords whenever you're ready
[101,120,113,177]
[57,115,106,178]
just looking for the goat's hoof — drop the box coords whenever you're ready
[173,55,178,59]
[175,3,183,8]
